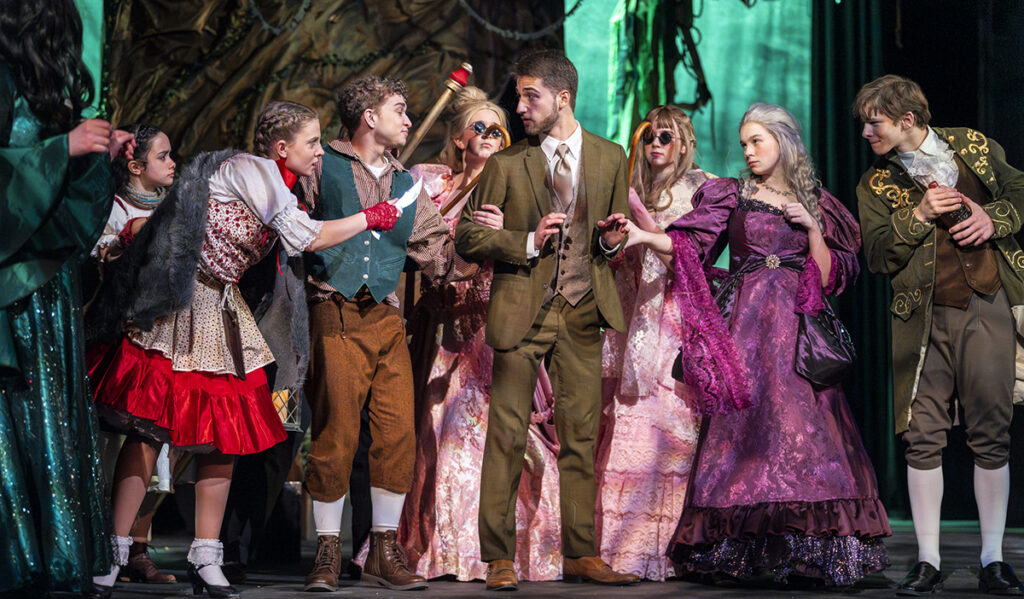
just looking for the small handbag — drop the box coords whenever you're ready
[794,303,856,388]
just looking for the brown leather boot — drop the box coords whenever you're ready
[563,556,639,585]
[485,559,518,591]
[121,542,176,584]
[304,535,342,592]
[360,530,428,590]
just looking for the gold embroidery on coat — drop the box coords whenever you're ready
[988,203,1013,237]
[892,208,927,243]
[1009,249,1024,273]
[871,169,912,209]
[957,129,996,184]
[892,288,922,317]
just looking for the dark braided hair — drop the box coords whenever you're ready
[0,0,94,136]
[112,123,163,195]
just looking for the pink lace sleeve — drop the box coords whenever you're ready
[669,229,753,415]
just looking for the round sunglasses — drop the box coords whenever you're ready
[470,121,504,139]
[642,130,678,146]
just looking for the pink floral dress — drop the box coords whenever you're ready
[596,170,711,580]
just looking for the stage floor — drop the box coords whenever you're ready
[91,523,1024,598]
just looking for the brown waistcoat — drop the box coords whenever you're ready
[933,154,1001,307]
[547,156,592,305]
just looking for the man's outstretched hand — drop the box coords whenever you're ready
[597,213,630,249]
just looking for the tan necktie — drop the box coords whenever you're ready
[552,143,573,210]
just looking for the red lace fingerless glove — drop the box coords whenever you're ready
[361,202,399,231]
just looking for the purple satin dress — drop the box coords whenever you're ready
[666,178,890,586]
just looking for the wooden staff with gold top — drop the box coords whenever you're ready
[627,120,652,186]
[398,63,473,164]
[441,123,511,217]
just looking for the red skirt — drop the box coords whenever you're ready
[88,337,287,455]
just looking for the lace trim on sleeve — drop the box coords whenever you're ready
[270,207,323,256]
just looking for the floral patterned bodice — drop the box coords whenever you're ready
[200,199,278,283]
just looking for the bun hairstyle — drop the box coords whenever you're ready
[253,100,319,158]
[740,102,823,226]
[630,105,699,212]
[112,123,163,194]
[438,86,508,173]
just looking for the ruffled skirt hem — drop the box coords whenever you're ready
[88,338,286,455]
[674,498,892,543]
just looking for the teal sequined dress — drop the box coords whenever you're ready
[0,63,114,594]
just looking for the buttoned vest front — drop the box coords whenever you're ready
[548,153,591,305]
[305,147,416,303]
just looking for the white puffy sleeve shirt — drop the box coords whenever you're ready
[208,154,323,256]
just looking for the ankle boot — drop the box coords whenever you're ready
[360,530,428,590]
[304,535,342,592]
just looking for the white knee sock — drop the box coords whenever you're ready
[975,464,1009,567]
[188,538,230,587]
[370,487,405,532]
[313,495,346,537]
[908,465,943,569]
[93,535,132,587]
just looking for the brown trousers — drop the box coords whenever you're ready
[904,288,1014,470]
[479,292,603,562]
[304,292,415,502]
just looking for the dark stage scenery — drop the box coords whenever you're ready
[3,0,1024,597]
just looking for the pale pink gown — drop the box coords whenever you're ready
[398,164,563,581]
[596,169,713,580]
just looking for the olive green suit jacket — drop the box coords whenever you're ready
[454,129,630,350]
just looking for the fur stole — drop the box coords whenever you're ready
[86,149,242,345]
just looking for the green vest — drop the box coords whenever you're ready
[306,146,416,303]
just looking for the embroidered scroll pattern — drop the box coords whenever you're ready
[870,169,912,209]
[949,129,996,185]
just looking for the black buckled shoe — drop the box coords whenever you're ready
[979,562,1024,595]
[897,561,943,596]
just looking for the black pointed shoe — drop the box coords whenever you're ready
[979,562,1024,595]
[897,561,943,596]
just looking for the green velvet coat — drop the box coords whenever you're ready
[857,127,1024,435]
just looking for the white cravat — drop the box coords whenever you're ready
[898,127,958,188]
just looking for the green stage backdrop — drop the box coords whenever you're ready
[75,0,104,117]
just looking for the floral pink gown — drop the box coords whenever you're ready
[398,164,563,581]
[596,170,711,580]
